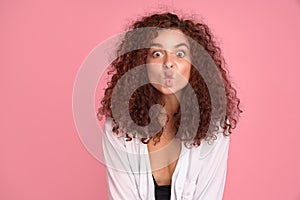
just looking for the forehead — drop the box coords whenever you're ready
[150,29,189,48]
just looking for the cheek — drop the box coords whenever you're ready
[146,66,159,81]
[180,65,191,81]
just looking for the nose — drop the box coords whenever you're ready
[163,52,174,69]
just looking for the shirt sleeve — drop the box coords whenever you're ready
[192,133,230,200]
[102,119,141,200]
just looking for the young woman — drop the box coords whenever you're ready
[98,12,241,200]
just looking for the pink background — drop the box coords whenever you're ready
[1,0,300,199]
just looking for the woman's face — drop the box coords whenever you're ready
[146,29,191,95]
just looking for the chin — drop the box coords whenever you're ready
[153,84,184,96]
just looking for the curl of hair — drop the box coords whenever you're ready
[97,12,242,146]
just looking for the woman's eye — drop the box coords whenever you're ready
[176,50,185,58]
[152,51,163,58]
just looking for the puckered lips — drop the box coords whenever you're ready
[163,70,174,87]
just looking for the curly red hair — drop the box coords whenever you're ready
[97,12,242,146]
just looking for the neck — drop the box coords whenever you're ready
[162,91,181,115]
[160,91,182,140]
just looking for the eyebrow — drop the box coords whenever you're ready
[149,43,190,49]
[175,43,189,49]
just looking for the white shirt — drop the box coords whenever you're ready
[102,118,230,200]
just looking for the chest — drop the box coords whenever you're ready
[147,139,181,185]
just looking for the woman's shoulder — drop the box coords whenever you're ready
[103,118,143,149]
[189,130,230,160]
[103,117,126,148]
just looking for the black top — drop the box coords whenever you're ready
[152,175,171,200]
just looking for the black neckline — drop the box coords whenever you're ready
[152,175,171,188]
